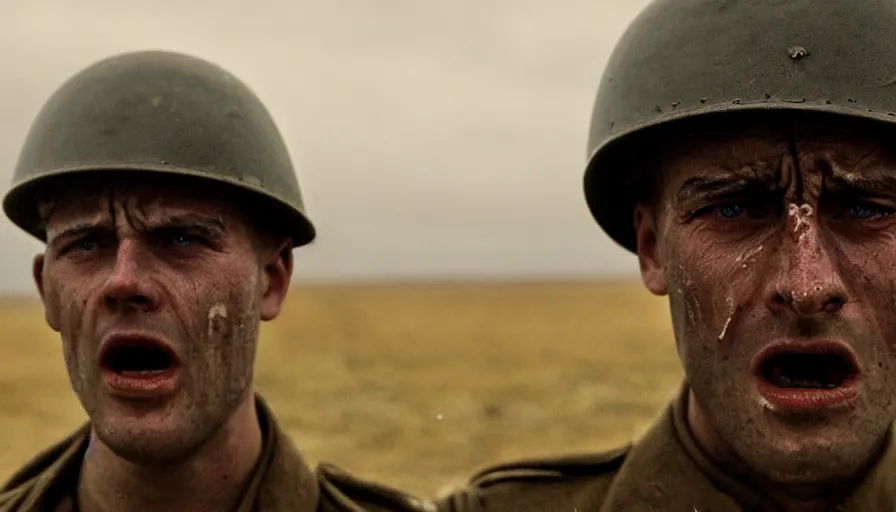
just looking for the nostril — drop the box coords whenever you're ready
[823,296,845,312]
[773,293,790,306]
[104,293,154,310]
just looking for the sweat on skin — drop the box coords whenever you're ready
[633,116,896,507]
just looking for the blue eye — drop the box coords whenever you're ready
[718,204,745,219]
[848,203,891,219]
[171,235,196,247]
[70,239,99,253]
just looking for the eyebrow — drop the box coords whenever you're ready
[823,174,896,196]
[49,213,227,245]
[675,177,760,201]
[49,222,105,246]
[159,214,227,236]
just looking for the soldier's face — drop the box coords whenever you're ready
[32,175,292,465]
[634,118,896,488]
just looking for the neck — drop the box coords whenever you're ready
[77,392,263,512]
[686,388,853,512]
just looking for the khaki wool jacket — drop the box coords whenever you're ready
[0,394,430,512]
[434,382,896,511]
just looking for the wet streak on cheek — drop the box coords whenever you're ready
[189,264,261,411]
[663,254,702,350]
[668,239,768,350]
[206,303,233,339]
[735,244,765,270]
[720,242,768,341]
[657,210,698,333]
[197,299,257,407]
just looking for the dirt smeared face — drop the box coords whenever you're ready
[635,117,896,488]
[34,174,291,465]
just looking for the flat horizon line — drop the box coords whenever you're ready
[0,277,646,302]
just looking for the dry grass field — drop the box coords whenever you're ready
[0,280,683,499]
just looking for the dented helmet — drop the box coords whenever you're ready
[583,0,896,252]
[4,50,315,247]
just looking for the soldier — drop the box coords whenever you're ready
[0,50,430,512]
[436,0,896,510]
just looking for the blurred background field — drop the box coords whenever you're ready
[0,280,682,499]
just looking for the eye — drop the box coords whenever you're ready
[718,204,745,219]
[63,238,101,255]
[171,234,196,247]
[845,202,893,220]
[697,202,757,220]
[153,226,216,253]
[161,233,204,250]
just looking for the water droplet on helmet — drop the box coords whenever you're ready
[788,46,809,60]
[654,105,662,113]
[672,101,680,108]
[732,98,742,105]
[764,93,771,100]
[700,97,708,104]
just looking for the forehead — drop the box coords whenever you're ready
[43,173,242,225]
[652,114,896,180]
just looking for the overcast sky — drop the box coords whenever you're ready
[0,1,652,295]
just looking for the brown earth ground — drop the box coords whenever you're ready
[0,280,683,499]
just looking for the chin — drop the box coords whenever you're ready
[92,413,209,466]
[738,424,870,486]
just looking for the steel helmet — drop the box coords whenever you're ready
[4,50,315,247]
[584,0,896,252]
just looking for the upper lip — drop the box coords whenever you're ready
[750,339,861,378]
[98,332,182,368]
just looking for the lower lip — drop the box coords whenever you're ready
[755,377,860,411]
[102,368,180,398]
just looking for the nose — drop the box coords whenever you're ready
[765,209,849,317]
[100,239,160,314]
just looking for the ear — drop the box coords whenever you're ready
[633,203,668,296]
[259,238,294,321]
[33,254,60,331]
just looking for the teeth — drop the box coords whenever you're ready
[119,370,167,377]
[773,375,835,389]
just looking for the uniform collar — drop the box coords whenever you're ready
[234,394,320,512]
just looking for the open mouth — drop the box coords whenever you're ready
[100,337,179,375]
[757,346,859,390]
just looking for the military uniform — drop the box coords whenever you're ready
[0,394,432,512]
[435,382,896,511]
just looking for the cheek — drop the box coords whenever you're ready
[837,239,896,354]
[194,278,260,394]
[43,270,94,328]
[664,243,764,353]
[186,262,260,345]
